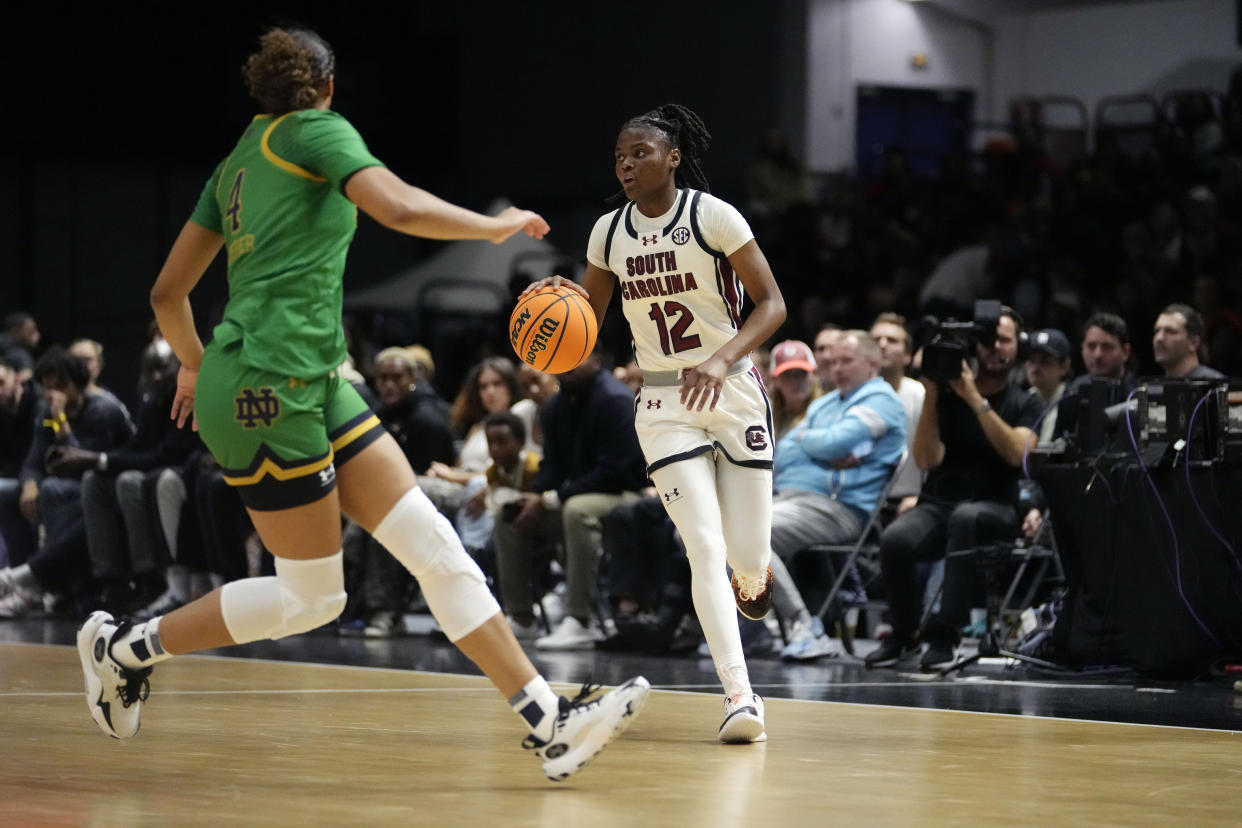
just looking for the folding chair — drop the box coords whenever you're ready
[802,449,907,655]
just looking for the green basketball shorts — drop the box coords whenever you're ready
[195,339,384,511]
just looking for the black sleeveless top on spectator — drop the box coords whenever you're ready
[921,382,1042,505]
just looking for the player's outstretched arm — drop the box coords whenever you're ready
[345,167,548,244]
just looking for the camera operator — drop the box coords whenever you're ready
[865,306,1041,670]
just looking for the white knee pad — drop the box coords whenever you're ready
[372,487,499,641]
[219,551,347,644]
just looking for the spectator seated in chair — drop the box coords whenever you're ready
[0,347,134,616]
[493,350,647,651]
[764,330,907,661]
[68,341,199,613]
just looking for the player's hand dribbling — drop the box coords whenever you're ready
[171,366,198,431]
[680,354,728,412]
[518,275,590,301]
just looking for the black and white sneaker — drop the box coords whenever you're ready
[523,676,650,781]
[77,611,153,739]
[719,692,767,743]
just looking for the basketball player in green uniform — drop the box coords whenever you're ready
[76,27,648,782]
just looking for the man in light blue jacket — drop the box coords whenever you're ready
[769,330,907,660]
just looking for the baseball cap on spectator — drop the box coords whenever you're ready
[770,340,815,376]
[1029,329,1070,360]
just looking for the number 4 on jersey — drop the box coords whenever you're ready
[225,169,246,232]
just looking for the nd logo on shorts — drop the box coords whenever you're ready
[234,387,281,429]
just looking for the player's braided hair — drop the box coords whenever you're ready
[243,27,335,114]
[608,103,712,204]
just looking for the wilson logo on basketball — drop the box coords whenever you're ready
[509,286,598,373]
[525,317,561,364]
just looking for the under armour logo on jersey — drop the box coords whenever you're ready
[671,227,690,245]
[663,487,682,504]
[745,425,769,452]
[647,399,662,409]
[234,387,280,429]
[318,465,337,487]
[641,234,658,246]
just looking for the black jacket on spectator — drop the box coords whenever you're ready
[381,383,455,474]
[921,381,1042,506]
[532,370,647,501]
[0,378,39,478]
[108,390,199,473]
[20,394,133,484]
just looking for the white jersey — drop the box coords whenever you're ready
[587,189,754,373]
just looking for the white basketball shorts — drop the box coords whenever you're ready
[635,366,774,476]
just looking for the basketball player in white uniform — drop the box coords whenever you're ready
[524,104,786,742]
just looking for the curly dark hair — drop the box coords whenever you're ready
[607,103,713,204]
[34,346,89,391]
[243,27,335,114]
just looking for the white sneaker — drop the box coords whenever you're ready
[77,611,153,739]
[524,677,650,781]
[780,616,841,662]
[0,567,17,597]
[719,692,767,743]
[535,616,603,650]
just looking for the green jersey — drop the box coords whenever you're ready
[190,110,384,378]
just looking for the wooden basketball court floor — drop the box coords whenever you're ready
[4,640,1242,826]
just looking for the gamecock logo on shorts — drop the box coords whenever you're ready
[745,425,768,452]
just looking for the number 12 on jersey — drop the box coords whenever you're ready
[225,169,246,232]
[647,301,702,355]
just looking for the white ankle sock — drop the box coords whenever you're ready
[112,617,174,670]
[508,675,561,743]
[718,658,753,698]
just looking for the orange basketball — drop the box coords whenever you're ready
[509,286,598,374]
